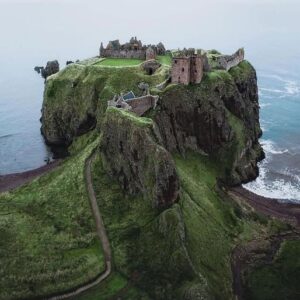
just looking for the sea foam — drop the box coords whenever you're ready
[244,139,300,203]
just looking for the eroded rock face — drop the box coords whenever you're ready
[100,107,179,209]
[154,84,233,155]
[154,61,264,185]
[41,65,98,146]
[41,60,60,79]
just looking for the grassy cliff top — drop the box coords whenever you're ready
[106,106,153,127]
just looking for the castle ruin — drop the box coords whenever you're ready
[171,55,205,85]
[171,48,245,85]
[108,92,159,117]
[99,37,166,61]
[211,48,245,71]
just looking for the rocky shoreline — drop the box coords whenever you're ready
[229,186,300,227]
[0,160,61,193]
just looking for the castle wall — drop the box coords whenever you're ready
[171,57,191,85]
[101,49,146,60]
[126,95,159,116]
[190,56,204,84]
[214,48,245,71]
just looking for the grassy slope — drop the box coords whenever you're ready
[91,145,266,299]
[0,136,104,300]
[43,62,169,129]
[91,154,196,299]
[175,153,267,299]
[157,54,172,66]
[245,240,300,300]
[97,58,143,66]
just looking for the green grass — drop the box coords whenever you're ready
[0,138,105,300]
[157,55,172,66]
[97,58,143,67]
[175,153,239,299]
[105,107,153,128]
[229,60,253,80]
[245,240,300,300]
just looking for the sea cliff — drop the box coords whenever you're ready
[3,54,298,300]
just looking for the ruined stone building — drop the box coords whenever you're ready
[211,48,245,71]
[100,37,166,61]
[171,48,245,85]
[108,91,159,117]
[171,55,205,85]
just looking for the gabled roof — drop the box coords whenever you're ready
[122,91,136,101]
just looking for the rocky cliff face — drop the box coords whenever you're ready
[42,60,263,186]
[100,107,179,209]
[153,61,264,185]
[41,62,168,146]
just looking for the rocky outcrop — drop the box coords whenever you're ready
[99,107,179,209]
[41,65,98,146]
[153,61,264,185]
[41,62,168,148]
[153,82,233,155]
[35,60,60,81]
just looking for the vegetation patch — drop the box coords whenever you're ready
[97,58,143,67]
[0,138,104,300]
[157,54,172,66]
[244,239,300,300]
[105,106,153,128]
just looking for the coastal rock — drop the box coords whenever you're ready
[100,107,179,209]
[153,61,264,185]
[154,82,233,155]
[41,63,168,147]
[41,60,60,79]
[41,64,98,146]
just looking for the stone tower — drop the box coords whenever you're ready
[171,57,191,85]
[190,56,204,84]
[171,55,204,85]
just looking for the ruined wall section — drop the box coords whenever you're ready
[171,57,191,85]
[126,95,159,116]
[213,48,245,71]
[190,56,204,84]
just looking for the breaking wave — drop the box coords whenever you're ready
[259,73,300,97]
[260,102,271,108]
[261,139,289,155]
[244,139,300,203]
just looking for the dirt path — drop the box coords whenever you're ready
[0,160,61,193]
[46,150,112,300]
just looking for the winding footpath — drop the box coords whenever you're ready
[46,150,112,300]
